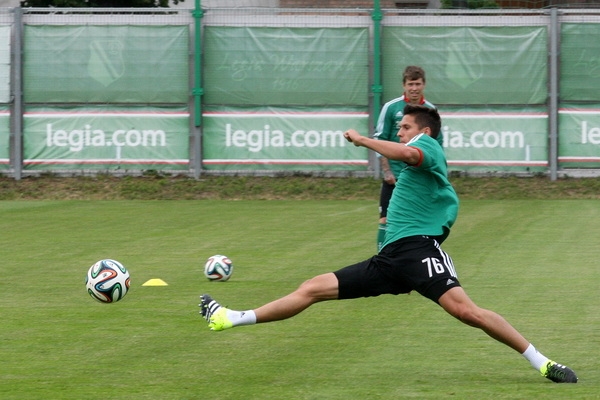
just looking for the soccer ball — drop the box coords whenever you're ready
[85,259,131,303]
[204,255,233,282]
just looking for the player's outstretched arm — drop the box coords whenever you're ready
[344,129,420,165]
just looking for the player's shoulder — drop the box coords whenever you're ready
[407,133,429,145]
[409,133,442,153]
[383,95,407,108]
[423,99,436,109]
[408,134,445,168]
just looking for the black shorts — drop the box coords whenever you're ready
[333,235,461,303]
[379,181,395,219]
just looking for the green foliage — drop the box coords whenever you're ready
[440,0,500,8]
[20,0,185,7]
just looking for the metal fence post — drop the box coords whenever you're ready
[192,0,204,179]
[371,0,383,178]
[549,7,559,181]
[12,7,22,181]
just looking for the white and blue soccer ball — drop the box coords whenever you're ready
[85,259,131,303]
[204,255,233,282]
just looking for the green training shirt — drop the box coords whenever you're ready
[374,95,439,178]
[382,133,459,248]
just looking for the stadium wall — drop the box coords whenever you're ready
[1,6,600,179]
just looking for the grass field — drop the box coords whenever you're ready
[1,197,598,399]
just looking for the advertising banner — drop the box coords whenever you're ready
[202,108,369,171]
[23,108,189,170]
[383,26,547,106]
[202,108,549,173]
[0,108,9,170]
[0,25,10,104]
[441,109,548,173]
[203,27,369,107]
[558,107,600,168]
[23,25,189,104]
[560,24,600,102]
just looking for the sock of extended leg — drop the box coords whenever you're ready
[522,344,550,372]
[227,309,257,327]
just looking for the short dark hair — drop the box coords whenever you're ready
[403,66,426,84]
[403,104,441,139]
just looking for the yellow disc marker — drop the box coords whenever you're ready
[142,278,168,286]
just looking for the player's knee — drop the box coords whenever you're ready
[449,305,485,328]
[296,277,321,298]
[296,274,337,301]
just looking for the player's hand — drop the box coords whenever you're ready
[344,129,362,146]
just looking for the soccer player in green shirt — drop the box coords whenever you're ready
[375,66,439,251]
[200,105,577,384]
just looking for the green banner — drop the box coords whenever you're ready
[0,108,9,170]
[202,107,549,173]
[23,108,189,170]
[382,26,547,105]
[558,106,600,168]
[203,27,369,106]
[0,25,10,104]
[24,25,188,104]
[441,108,548,172]
[561,24,600,102]
[202,107,369,171]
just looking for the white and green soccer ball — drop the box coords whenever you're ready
[204,255,233,282]
[85,259,131,303]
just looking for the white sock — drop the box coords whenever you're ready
[226,309,257,327]
[522,344,550,371]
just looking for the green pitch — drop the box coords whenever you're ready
[0,200,597,399]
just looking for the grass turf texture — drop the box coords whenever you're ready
[0,197,598,399]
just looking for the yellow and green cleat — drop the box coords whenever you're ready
[541,361,578,383]
[199,294,233,331]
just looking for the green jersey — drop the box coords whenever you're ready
[382,133,459,248]
[374,95,439,178]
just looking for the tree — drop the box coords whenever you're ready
[20,0,185,7]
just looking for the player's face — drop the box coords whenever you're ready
[403,78,425,104]
[397,114,423,144]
